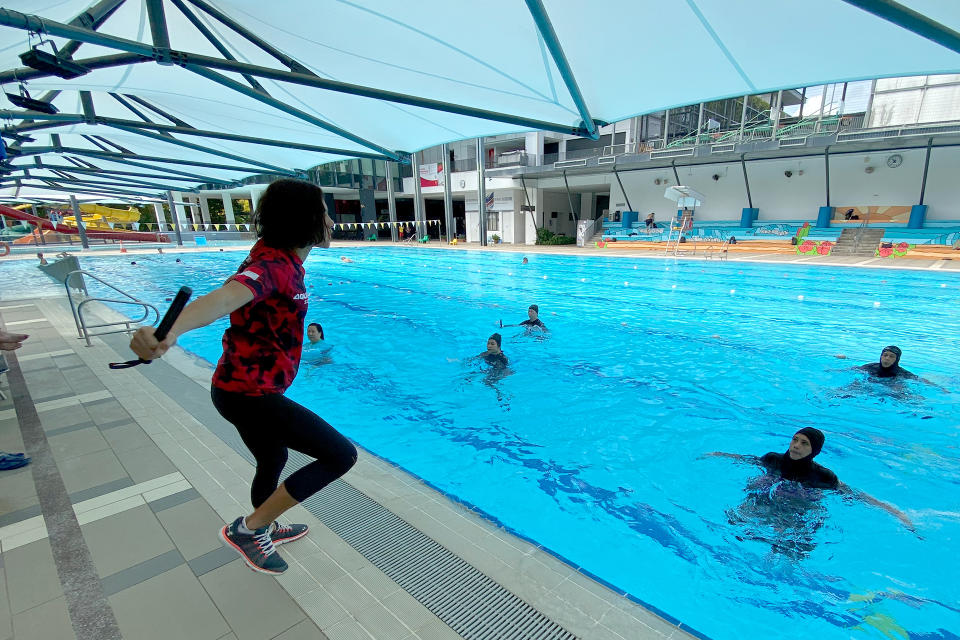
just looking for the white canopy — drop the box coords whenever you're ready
[1,0,960,196]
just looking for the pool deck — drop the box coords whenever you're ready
[0,291,700,639]
[5,239,959,272]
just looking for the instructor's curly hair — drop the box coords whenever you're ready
[253,179,329,249]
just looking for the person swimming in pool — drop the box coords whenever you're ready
[501,305,547,332]
[302,322,333,366]
[476,333,508,368]
[706,427,914,531]
[306,322,324,344]
[858,345,916,379]
[837,345,945,392]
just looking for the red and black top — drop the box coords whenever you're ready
[212,241,308,395]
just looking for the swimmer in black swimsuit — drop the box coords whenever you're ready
[859,345,917,380]
[520,304,546,331]
[837,345,945,393]
[706,427,914,530]
[502,305,546,331]
[477,333,508,368]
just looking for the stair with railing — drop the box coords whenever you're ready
[830,227,886,257]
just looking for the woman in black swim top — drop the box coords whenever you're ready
[706,428,914,530]
[859,345,917,379]
[478,333,508,367]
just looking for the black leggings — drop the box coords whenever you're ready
[211,387,357,507]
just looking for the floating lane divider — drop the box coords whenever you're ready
[109,286,192,370]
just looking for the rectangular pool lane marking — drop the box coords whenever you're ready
[17,349,76,362]
[1,328,123,640]
[33,389,113,412]
[0,472,187,552]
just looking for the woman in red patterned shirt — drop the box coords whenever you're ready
[131,179,356,575]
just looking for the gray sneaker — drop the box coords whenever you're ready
[219,517,288,575]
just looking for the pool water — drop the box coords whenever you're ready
[8,248,960,639]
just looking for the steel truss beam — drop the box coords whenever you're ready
[184,66,406,161]
[10,173,186,192]
[842,0,960,54]
[523,0,600,139]
[2,180,164,199]
[0,9,594,138]
[2,110,396,161]
[23,160,224,184]
[122,94,193,128]
[0,53,149,84]
[170,0,264,92]
[14,145,298,177]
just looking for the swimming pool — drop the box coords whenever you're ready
[9,248,960,639]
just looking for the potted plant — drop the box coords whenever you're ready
[491,234,501,244]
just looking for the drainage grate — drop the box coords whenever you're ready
[298,460,578,640]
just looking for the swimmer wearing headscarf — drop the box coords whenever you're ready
[859,345,917,380]
[706,428,915,530]
[759,427,838,490]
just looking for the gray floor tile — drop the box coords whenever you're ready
[68,477,135,505]
[114,442,178,484]
[65,376,107,395]
[109,564,230,640]
[18,359,57,373]
[84,399,132,427]
[156,498,225,560]
[188,547,238,578]
[0,504,41,529]
[101,549,185,597]
[100,422,153,453]
[57,448,129,495]
[38,406,92,432]
[48,426,110,461]
[52,354,83,369]
[149,488,201,513]
[200,560,307,640]
[3,538,64,614]
[273,618,327,640]
[97,418,137,431]
[11,596,75,640]
[0,567,12,640]
[81,505,176,578]
[43,421,98,438]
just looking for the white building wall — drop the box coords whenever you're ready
[609,147,960,223]
[918,146,960,221]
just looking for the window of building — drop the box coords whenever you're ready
[487,212,499,231]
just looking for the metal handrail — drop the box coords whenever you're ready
[852,210,874,253]
[64,270,160,346]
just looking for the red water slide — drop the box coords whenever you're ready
[0,204,169,242]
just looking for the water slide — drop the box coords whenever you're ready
[0,204,169,243]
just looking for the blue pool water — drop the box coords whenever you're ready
[6,248,960,639]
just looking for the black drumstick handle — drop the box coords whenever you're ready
[154,286,192,342]
[108,286,192,370]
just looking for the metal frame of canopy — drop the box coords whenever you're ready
[0,0,958,199]
[0,0,607,196]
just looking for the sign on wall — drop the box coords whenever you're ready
[419,163,444,187]
[465,191,514,212]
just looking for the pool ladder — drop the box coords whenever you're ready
[665,212,695,256]
[65,270,159,346]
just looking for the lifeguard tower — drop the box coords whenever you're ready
[663,186,704,255]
